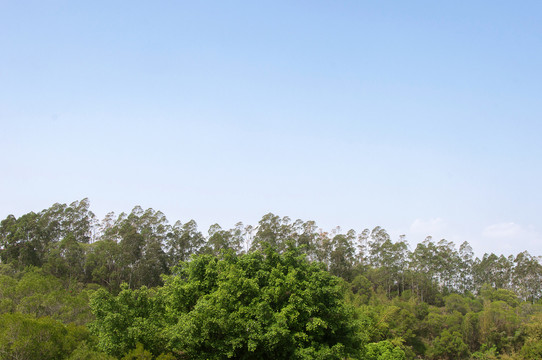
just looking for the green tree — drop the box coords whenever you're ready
[521,313,542,359]
[478,300,521,352]
[67,341,116,360]
[328,230,356,281]
[0,212,46,268]
[167,219,204,266]
[89,284,167,358]
[513,251,542,303]
[250,213,295,253]
[84,239,123,291]
[428,329,469,359]
[162,247,361,359]
[0,312,88,360]
[90,247,363,359]
[103,207,170,288]
[365,340,406,360]
[201,223,242,256]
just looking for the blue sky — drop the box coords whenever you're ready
[1,1,541,257]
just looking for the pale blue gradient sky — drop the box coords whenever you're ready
[1,1,541,257]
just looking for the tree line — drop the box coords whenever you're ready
[1,199,540,302]
[1,199,542,359]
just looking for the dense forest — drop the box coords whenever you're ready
[0,199,541,359]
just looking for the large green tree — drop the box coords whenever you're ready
[90,247,363,359]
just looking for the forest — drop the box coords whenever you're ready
[0,199,541,359]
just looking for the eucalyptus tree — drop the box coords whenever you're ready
[102,206,170,288]
[367,234,408,298]
[293,219,319,260]
[356,228,371,270]
[473,253,515,292]
[314,229,333,267]
[0,199,95,272]
[250,213,297,253]
[457,241,474,293]
[201,223,243,256]
[408,238,439,303]
[367,226,391,268]
[328,229,356,281]
[434,239,461,292]
[0,212,43,267]
[84,238,123,290]
[43,199,97,280]
[393,235,409,295]
[166,219,204,266]
[513,251,542,303]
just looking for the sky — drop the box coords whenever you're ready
[1,1,541,257]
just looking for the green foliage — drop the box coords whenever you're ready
[165,248,361,359]
[479,301,521,352]
[91,247,362,359]
[470,344,498,360]
[0,199,95,271]
[89,284,166,358]
[67,341,117,360]
[520,313,542,359]
[463,311,481,352]
[428,329,469,360]
[365,340,407,360]
[3,201,542,359]
[121,343,153,360]
[0,312,89,360]
[480,285,520,308]
[350,274,373,302]
[0,267,94,324]
[445,293,469,315]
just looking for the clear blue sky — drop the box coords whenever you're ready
[1,1,541,257]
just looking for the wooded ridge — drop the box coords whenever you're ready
[0,199,541,359]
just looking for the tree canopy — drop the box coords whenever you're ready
[1,199,542,359]
[90,246,363,359]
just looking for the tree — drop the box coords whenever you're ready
[294,220,318,260]
[513,251,542,303]
[201,223,242,256]
[84,239,123,291]
[365,340,406,360]
[328,230,356,281]
[0,312,88,360]
[458,241,474,293]
[67,341,116,360]
[428,329,469,359]
[0,199,96,273]
[408,238,441,304]
[103,207,170,288]
[250,213,295,253]
[478,300,521,352]
[163,247,362,359]
[166,219,204,266]
[89,284,167,358]
[521,313,542,359]
[90,247,363,359]
[0,212,46,268]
